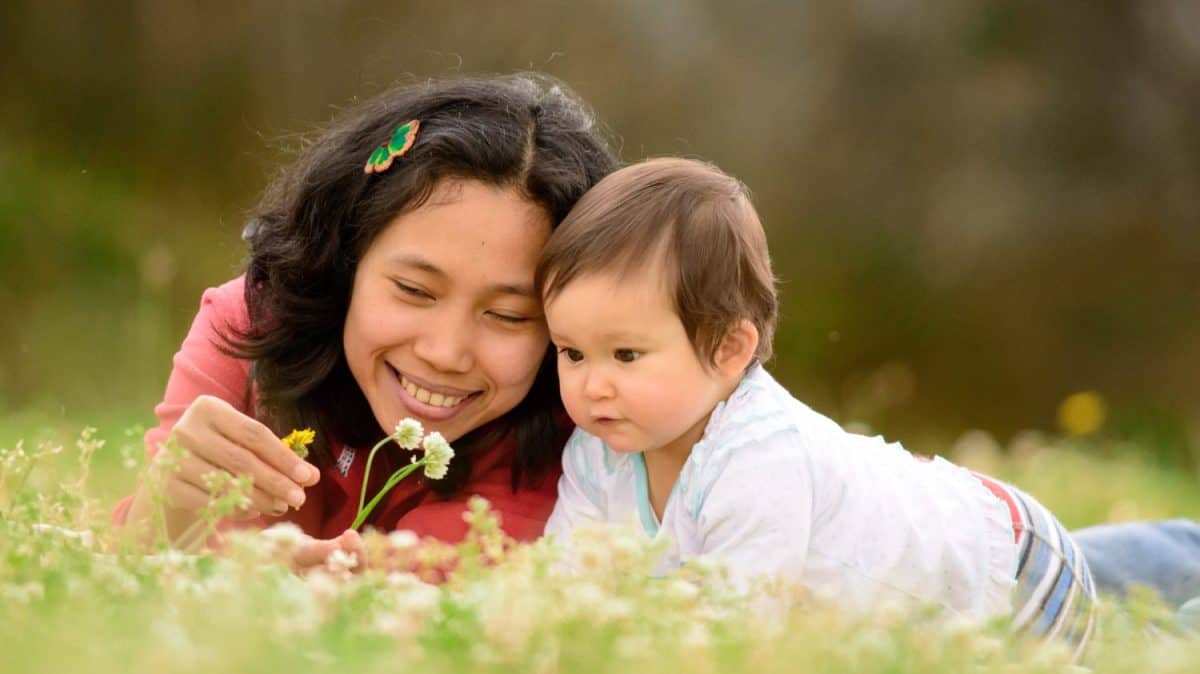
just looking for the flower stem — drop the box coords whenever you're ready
[357,434,400,517]
[351,459,427,530]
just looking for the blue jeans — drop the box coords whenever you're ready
[1073,519,1200,627]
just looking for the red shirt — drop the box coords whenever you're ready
[111,276,561,542]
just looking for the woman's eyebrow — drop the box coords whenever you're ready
[387,254,443,276]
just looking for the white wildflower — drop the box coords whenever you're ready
[393,418,424,450]
[1,581,44,604]
[93,560,140,598]
[31,523,95,549]
[325,548,359,578]
[385,570,423,588]
[272,574,322,636]
[387,529,419,551]
[663,578,700,603]
[615,633,652,658]
[260,522,306,549]
[305,570,340,605]
[562,581,607,617]
[421,431,455,480]
[597,597,634,622]
[680,622,711,650]
[385,574,442,613]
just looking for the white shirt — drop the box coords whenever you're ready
[544,364,1018,618]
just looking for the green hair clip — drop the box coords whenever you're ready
[364,119,421,174]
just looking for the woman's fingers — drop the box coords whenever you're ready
[212,432,308,509]
[175,393,316,503]
[162,476,215,512]
[166,480,263,521]
[174,453,291,515]
[216,402,321,487]
[161,395,326,537]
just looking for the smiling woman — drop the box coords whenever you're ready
[343,181,552,447]
[111,74,617,558]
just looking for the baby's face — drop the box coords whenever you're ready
[544,262,731,462]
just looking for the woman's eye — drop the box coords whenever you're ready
[489,311,532,325]
[558,347,584,363]
[614,349,641,363]
[393,280,432,300]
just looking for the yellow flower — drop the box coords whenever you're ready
[281,428,316,459]
[1057,391,1106,436]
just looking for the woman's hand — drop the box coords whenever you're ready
[290,530,367,575]
[127,394,322,543]
[166,395,321,518]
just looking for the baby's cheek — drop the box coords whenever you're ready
[554,375,586,420]
[648,386,701,429]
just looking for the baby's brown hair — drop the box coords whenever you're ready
[536,157,778,367]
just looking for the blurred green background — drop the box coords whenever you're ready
[1,1,1197,467]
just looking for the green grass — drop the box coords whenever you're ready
[2,416,1199,673]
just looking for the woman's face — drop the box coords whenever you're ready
[344,179,552,443]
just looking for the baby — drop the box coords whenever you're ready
[537,157,1095,656]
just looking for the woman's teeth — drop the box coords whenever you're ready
[401,376,465,408]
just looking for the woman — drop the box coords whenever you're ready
[113,74,619,562]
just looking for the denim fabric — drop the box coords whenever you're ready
[1073,519,1200,609]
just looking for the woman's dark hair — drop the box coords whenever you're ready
[229,73,617,500]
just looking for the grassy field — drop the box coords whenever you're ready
[2,414,1199,674]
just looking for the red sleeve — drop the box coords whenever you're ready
[393,443,563,544]
[111,276,254,526]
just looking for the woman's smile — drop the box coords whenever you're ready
[386,364,480,422]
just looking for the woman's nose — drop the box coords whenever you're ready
[411,307,475,374]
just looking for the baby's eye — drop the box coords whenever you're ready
[558,347,584,363]
[614,349,641,363]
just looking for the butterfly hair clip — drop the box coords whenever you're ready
[364,119,421,174]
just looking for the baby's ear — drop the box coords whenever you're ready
[713,320,759,378]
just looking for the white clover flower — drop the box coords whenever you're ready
[388,577,442,614]
[305,570,340,604]
[680,622,711,650]
[387,529,419,551]
[325,549,359,577]
[597,597,634,622]
[384,570,423,588]
[393,418,424,450]
[31,523,95,549]
[1,581,44,604]
[421,431,455,480]
[260,522,307,553]
[663,578,701,603]
[562,581,607,617]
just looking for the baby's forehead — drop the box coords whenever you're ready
[545,267,684,339]
[549,257,675,300]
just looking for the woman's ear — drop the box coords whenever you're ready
[713,320,759,379]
